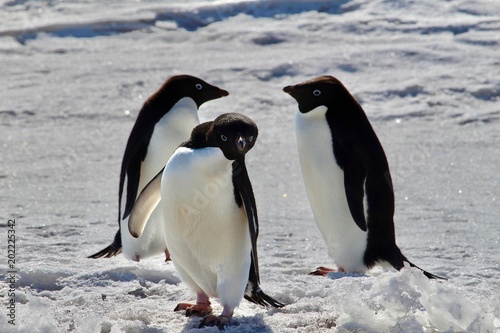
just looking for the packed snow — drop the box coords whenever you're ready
[1,0,499,332]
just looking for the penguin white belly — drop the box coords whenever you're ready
[121,97,200,260]
[296,106,368,273]
[161,147,251,309]
[139,97,200,190]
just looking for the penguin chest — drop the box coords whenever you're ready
[161,147,251,295]
[139,97,200,192]
[296,108,367,272]
[119,98,200,260]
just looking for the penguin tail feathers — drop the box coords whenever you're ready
[244,282,285,308]
[375,246,447,280]
[88,231,122,259]
[404,259,447,280]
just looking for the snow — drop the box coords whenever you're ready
[1,0,499,332]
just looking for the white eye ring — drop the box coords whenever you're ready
[221,135,227,142]
[195,83,203,90]
[313,90,321,96]
[249,136,253,142]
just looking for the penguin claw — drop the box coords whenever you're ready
[174,302,192,312]
[174,303,213,317]
[199,315,230,329]
[186,305,213,317]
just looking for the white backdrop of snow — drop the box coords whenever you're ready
[0,0,499,332]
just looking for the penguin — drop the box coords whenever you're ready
[128,113,284,328]
[88,75,229,261]
[283,75,445,279]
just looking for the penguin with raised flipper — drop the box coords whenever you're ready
[283,75,445,279]
[89,75,228,261]
[128,113,284,328]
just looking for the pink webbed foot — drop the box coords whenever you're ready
[199,305,233,329]
[174,292,212,317]
[199,314,231,329]
[310,266,345,276]
[174,303,213,317]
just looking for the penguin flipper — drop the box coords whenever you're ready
[128,168,163,238]
[121,135,151,221]
[244,258,285,308]
[232,159,284,309]
[343,160,368,231]
[88,230,122,258]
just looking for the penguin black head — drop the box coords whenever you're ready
[210,113,258,160]
[146,74,229,109]
[283,75,358,114]
[185,113,258,160]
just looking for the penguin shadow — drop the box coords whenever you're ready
[180,313,272,332]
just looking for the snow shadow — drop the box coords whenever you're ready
[326,271,368,280]
[7,0,353,43]
[180,312,272,333]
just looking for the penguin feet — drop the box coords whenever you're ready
[175,292,213,317]
[199,314,230,329]
[310,266,345,276]
[174,303,213,317]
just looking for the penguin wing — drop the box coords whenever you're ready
[232,159,284,308]
[343,156,368,231]
[121,142,149,221]
[128,168,163,238]
[232,158,260,279]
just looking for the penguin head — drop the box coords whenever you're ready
[283,75,353,114]
[152,74,229,108]
[210,113,258,160]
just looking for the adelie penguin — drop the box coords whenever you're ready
[128,113,284,328]
[283,75,445,280]
[88,75,229,261]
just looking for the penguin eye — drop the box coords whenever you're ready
[195,83,203,90]
[249,136,254,142]
[221,135,227,142]
[313,90,321,96]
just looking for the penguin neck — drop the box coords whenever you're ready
[295,104,332,156]
[298,105,328,119]
[161,97,200,130]
[181,146,234,178]
[138,97,200,193]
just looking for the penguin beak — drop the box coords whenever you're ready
[219,89,229,97]
[283,85,295,94]
[235,136,246,151]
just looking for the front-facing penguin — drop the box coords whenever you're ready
[283,75,444,279]
[89,75,228,261]
[128,113,284,328]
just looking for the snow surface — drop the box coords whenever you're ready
[1,0,499,332]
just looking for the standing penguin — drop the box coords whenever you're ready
[283,75,444,279]
[89,75,229,261]
[128,113,284,328]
